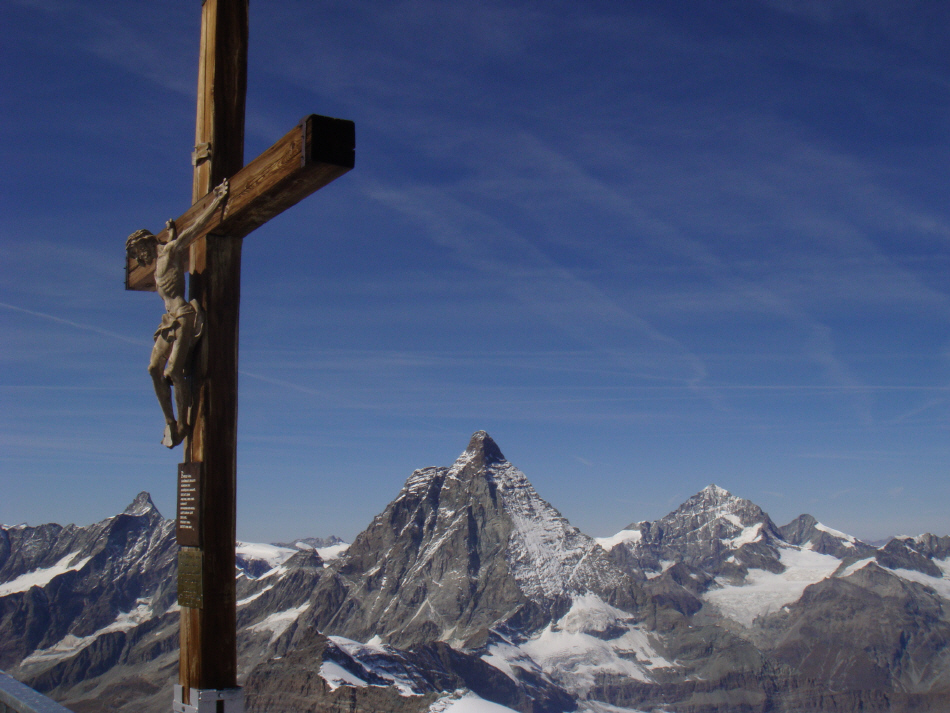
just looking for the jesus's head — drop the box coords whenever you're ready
[126,229,157,267]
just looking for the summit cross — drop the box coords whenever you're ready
[122,2,354,711]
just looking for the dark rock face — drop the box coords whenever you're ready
[906,533,950,561]
[876,538,944,577]
[245,635,436,713]
[753,564,950,711]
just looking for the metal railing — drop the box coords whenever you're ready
[0,672,72,713]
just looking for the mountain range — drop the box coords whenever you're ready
[1,431,948,712]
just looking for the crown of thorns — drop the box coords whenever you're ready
[126,229,155,251]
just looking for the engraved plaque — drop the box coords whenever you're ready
[177,462,202,547]
[178,548,204,609]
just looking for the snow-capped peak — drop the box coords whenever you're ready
[443,431,508,479]
[701,484,733,500]
[814,522,857,544]
[123,492,159,518]
[392,433,507,502]
[673,484,765,526]
[463,430,506,466]
[334,431,628,646]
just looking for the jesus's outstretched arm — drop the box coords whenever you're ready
[166,178,229,254]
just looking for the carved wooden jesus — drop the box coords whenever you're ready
[123,1,353,711]
[127,179,229,447]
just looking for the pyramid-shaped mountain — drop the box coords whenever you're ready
[295,431,643,649]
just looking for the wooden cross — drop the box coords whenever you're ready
[123,1,353,709]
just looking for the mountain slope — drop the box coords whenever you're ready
[597,486,950,711]
[0,493,177,672]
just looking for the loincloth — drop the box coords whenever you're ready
[154,300,205,343]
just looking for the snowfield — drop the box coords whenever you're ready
[247,603,310,643]
[595,529,642,551]
[236,542,297,570]
[488,594,672,695]
[429,691,520,712]
[0,553,92,596]
[703,546,842,626]
[726,521,764,547]
[319,660,371,691]
[19,599,155,673]
[316,543,349,561]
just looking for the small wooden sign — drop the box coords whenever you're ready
[178,548,204,609]
[177,462,202,547]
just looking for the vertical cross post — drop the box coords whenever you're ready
[179,0,247,704]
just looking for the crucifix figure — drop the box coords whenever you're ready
[127,179,229,448]
[123,1,353,711]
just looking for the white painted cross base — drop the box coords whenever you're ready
[173,685,243,713]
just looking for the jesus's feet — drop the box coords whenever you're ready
[162,422,179,448]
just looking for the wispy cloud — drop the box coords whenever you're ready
[0,301,147,346]
[369,183,709,382]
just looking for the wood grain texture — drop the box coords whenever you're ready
[181,233,242,694]
[124,115,354,291]
[192,0,247,202]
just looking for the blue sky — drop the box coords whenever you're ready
[2,0,948,543]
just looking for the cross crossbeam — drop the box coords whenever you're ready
[126,114,354,291]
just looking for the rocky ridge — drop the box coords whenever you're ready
[603,484,789,580]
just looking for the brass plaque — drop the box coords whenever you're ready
[177,462,202,547]
[178,548,204,609]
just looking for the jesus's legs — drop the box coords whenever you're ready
[164,318,197,448]
[148,337,177,445]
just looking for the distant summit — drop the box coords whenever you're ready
[608,482,786,578]
[123,491,160,518]
[464,429,506,466]
[779,513,876,559]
